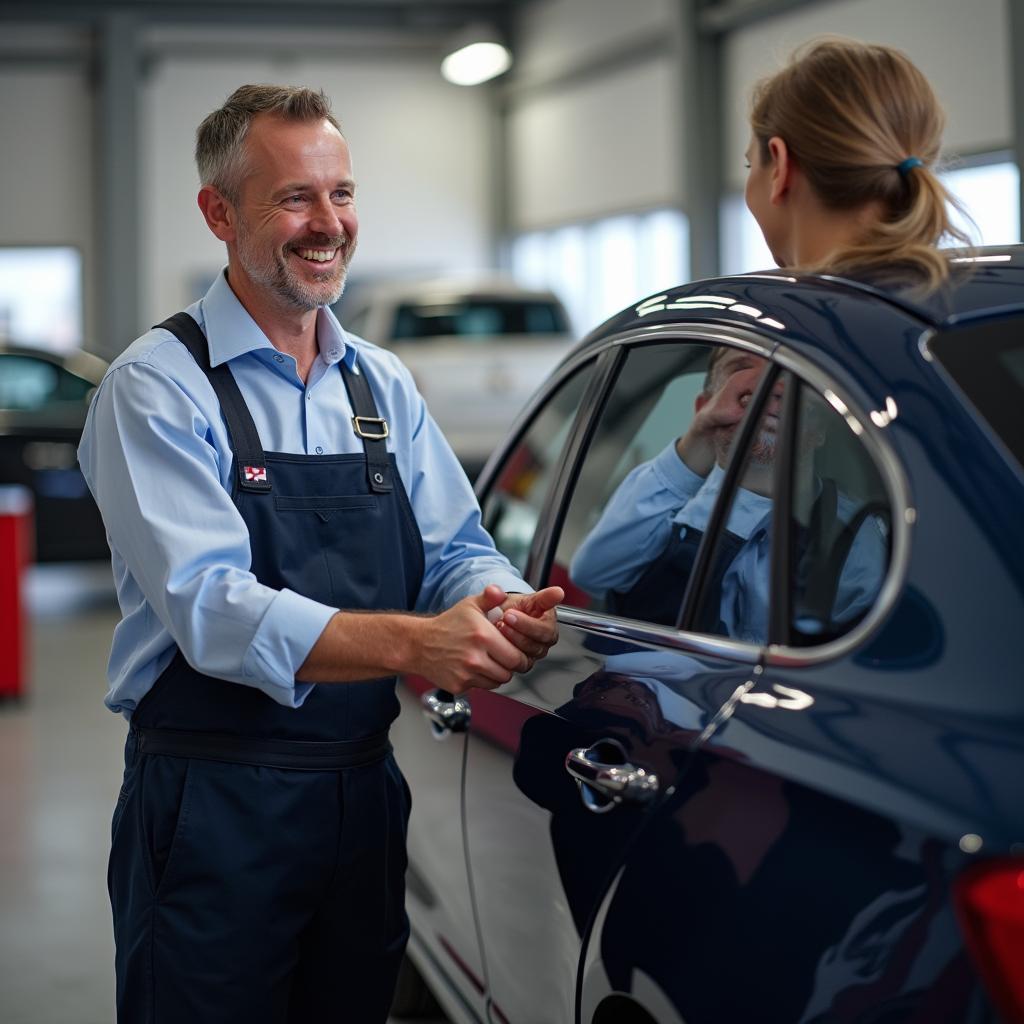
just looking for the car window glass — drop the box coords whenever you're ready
[552,342,772,626]
[787,386,892,645]
[0,355,60,410]
[687,367,783,645]
[392,299,567,340]
[481,362,596,576]
[929,317,1024,470]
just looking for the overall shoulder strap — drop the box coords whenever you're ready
[338,359,393,494]
[155,312,271,493]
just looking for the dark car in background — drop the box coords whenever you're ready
[0,345,109,561]
[390,249,1024,1024]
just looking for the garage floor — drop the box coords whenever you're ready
[0,565,444,1024]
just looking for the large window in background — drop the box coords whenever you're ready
[511,209,689,337]
[0,247,83,352]
[720,156,1021,276]
[944,159,1021,245]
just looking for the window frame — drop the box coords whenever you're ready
[476,345,621,585]
[769,370,800,645]
[765,346,912,665]
[485,322,912,667]
[523,326,777,665]
[676,359,785,637]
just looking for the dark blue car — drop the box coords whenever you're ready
[390,247,1024,1024]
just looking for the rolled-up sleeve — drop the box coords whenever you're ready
[79,357,333,707]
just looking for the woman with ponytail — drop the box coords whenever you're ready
[745,37,972,290]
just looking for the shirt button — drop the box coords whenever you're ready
[306,393,312,400]
[315,446,324,455]
[274,354,284,363]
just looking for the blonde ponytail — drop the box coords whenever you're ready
[750,38,974,290]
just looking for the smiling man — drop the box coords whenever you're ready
[79,85,561,1024]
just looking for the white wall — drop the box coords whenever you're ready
[514,0,675,81]
[722,0,1012,191]
[142,53,495,322]
[507,0,682,231]
[508,56,681,230]
[0,66,96,346]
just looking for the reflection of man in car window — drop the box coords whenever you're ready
[569,348,885,642]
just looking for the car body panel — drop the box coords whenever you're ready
[393,676,489,1022]
[461,628,758,1024]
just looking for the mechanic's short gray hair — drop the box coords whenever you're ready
[195,84,343,203]
[703,346,731,396]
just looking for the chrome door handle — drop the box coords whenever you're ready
[422,690,471,739]
[565,745,659,813]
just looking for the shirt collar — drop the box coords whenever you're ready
[675,462,773,540]
[198,268,358,371]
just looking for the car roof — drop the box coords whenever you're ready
[581,245,1024,361]
[0,344,108,384]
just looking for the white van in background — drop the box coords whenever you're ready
[341,277,573,478]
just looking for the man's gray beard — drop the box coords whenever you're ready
[714,425,777,468]
[236,229,354,310]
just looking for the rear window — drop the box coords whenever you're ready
[391,298,568,340]
[0,354,93,411]
[930,317,1024,469]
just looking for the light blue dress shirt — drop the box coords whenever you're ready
[79,270,527,718]
[570,441,885,644]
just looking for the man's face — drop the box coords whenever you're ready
[702,351,782,467]
[230,114,359,312]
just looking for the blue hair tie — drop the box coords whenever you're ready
[897,156,923,177]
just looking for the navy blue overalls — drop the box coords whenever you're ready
[108,313,424,1024]
[607,480,843,632]
[607,526,745,629]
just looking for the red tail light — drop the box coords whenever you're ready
[953,857,1024,1024]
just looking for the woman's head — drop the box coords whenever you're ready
[746,37,971,288]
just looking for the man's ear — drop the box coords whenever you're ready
[694,392,709,413]
[197,186,237,243]
[767,136,793,206]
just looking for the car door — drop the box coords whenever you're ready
[393,355,601,1021]
[462,333,782,1024]
[580,354,990,1023]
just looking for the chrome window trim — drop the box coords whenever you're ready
[556,606,762,665]
[532,322,912,669]
[747,346,911,666]
[578,322,778,361]
[476,324,776,501]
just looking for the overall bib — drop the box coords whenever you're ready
[607,481,843,635]
[108,313,424,1024]
[608,526,745,630]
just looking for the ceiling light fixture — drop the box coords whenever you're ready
[441,24,512,86]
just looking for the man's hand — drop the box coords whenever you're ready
[298,585,563,695]
[489,585,564,671]
[413,586,534,695]
[676,363,762,477]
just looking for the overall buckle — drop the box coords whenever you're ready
[352,416,389,440]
